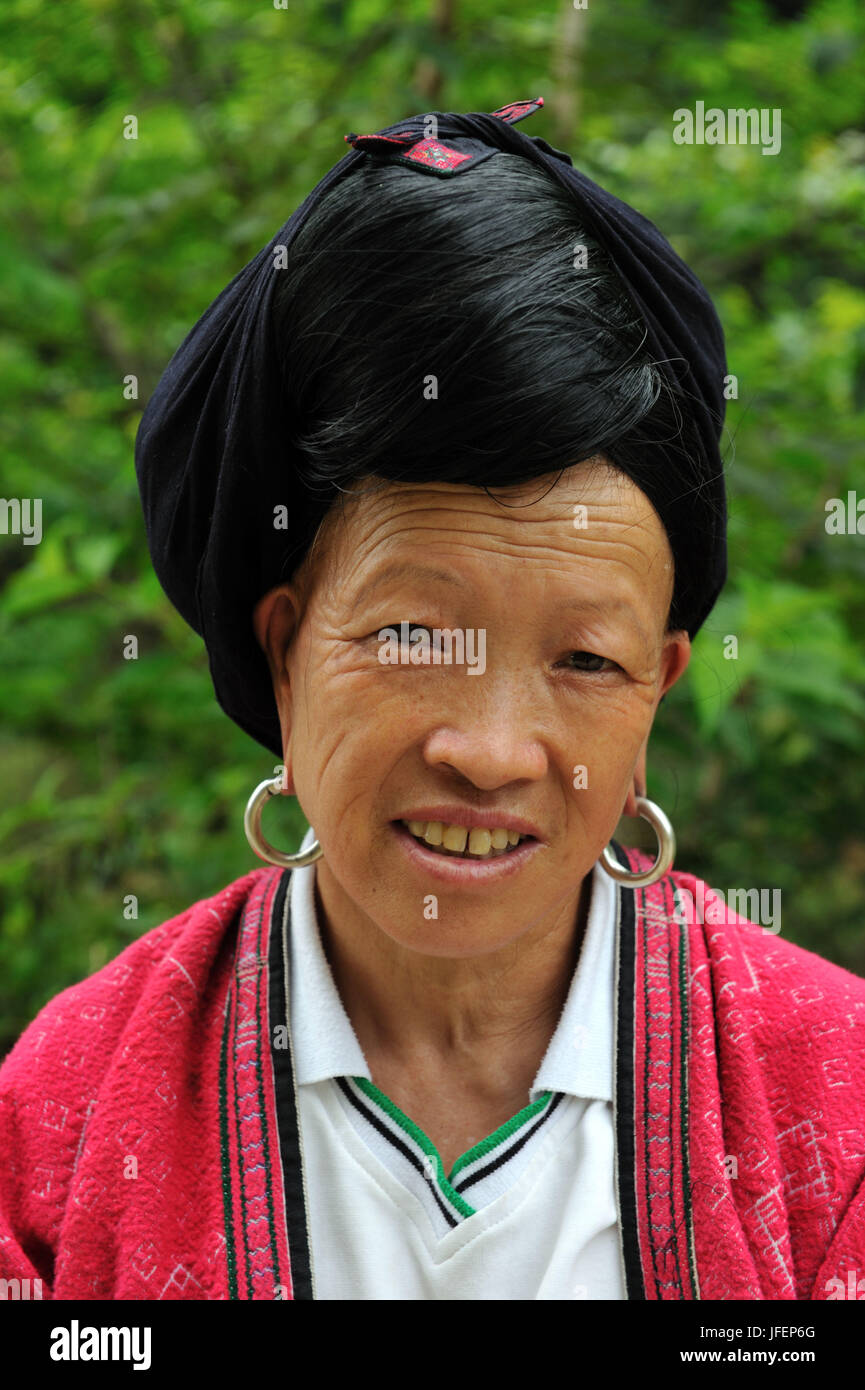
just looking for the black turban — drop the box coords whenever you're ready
[135,97,728,759]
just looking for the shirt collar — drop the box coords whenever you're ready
[529,861,615,1102]
[289,825,371,1086]
[288,825,616,1103]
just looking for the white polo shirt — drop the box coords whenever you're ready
[289,826,625,1300]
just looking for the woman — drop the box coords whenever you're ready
[1,97,863,1302]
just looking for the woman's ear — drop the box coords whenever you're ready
[622,631,690,817]
[253,586,300,677]
[253,585,303,790]
[623,746,648,819]
[659,628,691,696]
[252,590,273,655]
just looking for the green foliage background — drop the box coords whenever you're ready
[1,0,864,1055]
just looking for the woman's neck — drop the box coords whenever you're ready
[313,866,592,1100]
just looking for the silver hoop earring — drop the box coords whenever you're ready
[243,774,324,868]
[600,795,675,888]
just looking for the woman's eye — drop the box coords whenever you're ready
[562,650,617,673]
[376,623,433,643]
[372,631,617,672]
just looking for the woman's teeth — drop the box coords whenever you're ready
[404,820,524,859]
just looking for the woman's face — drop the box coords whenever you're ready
[255,457,691,958]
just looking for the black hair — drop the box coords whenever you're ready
[273,152,704,632]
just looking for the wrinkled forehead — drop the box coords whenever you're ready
[296,459,675,620]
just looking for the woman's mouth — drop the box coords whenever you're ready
[390,817,542,884]
[402,819,526,860]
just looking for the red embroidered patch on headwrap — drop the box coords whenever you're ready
[343,98,546,177]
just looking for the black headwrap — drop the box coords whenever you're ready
[135,97,728,759]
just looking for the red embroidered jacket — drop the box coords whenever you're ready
[1,853,863,1299]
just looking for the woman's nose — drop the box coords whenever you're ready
[421,681,548,790]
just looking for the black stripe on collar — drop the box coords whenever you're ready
[268,866,315,1300]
